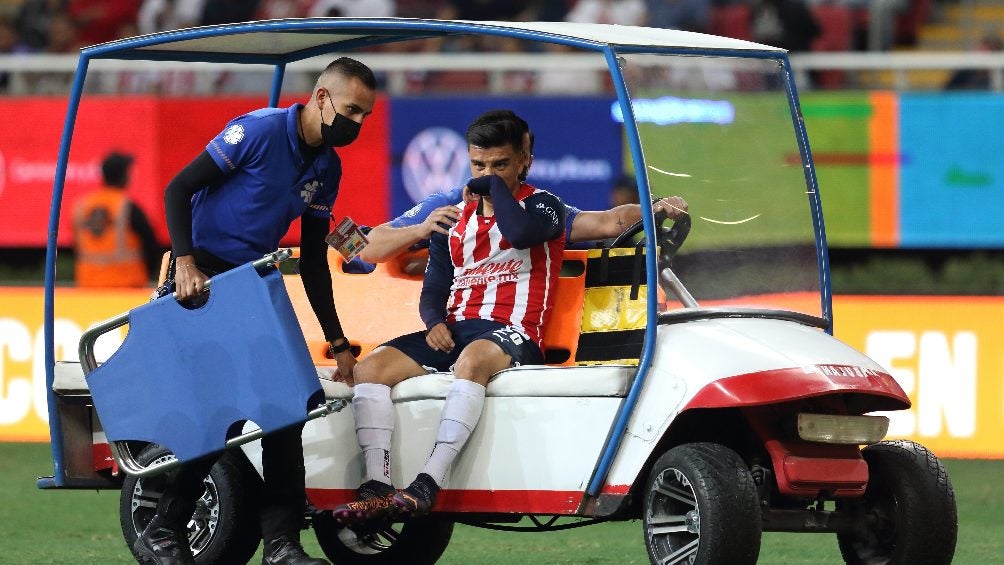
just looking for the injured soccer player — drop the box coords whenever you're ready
[331,109,566,524]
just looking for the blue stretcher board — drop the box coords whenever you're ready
[85,264,322,463]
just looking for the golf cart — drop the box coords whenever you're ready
[39,18,957,565]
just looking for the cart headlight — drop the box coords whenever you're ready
[796,413,889,445]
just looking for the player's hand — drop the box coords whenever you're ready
[419,205,460,238]
[173,255,209,300]
[461,185,478,203]
[333,349,356,384]
[654,196,688,220]
[425,323,454,353]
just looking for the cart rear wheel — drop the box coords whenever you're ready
[643,442,761,565]
[313,511,453,565]
[119,444,262,565]
[837,440,957,565]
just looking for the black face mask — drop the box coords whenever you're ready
[320,98,361,147]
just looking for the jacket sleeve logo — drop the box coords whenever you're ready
[222,124,245,145]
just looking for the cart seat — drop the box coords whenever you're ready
[53,361,89,396]
[316,364,634,402]
[54,361,634,401]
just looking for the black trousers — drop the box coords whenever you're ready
[154,422,308,542]
[153,250,308,541]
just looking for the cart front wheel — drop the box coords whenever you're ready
[643,442,761,565]
[837,440,957,565]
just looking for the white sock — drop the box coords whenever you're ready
[422,379,486,486]
[352,383,394,486]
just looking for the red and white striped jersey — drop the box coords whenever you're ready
[444,184,565,348]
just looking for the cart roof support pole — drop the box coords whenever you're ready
[269,63,286,108]
[42,55,91,488]
[586,47,659,497]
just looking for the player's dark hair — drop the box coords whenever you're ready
[322,56,377,90]
[466,109,527,153]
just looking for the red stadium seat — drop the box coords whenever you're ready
[895,0,931,46]
[710,5,752,41]
[811,4,854,51]
[811,4,854,88]
[422,70,489,92]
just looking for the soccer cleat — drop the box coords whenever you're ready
[330,480,397,525]
[133,522,195,565]
[261,535,329,565]
[392,473,440,518]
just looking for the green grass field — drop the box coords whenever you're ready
[3,442,1000,564]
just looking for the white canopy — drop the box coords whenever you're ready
[86,18,784,63]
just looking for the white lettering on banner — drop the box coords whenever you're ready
[918,332,977,437]
[529,156,611,184]
[0,318,33,425]
[866,331,916,436]
[866,330,977,438]
[9,159,100,185]
[1,317,126,427]
[31,320,87,422]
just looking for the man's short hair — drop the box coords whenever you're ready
[466,109,528,153]
[319,56,377,91]
[102,151,133,188]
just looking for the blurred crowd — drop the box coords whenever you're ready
[0,0,934,56]
[0,0,991,95]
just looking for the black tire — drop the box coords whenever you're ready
[119,444,262,565]
[313,511,454,565]
[642,442,761,565]
[837,439,958,565]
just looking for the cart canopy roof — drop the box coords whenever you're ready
[85,18,784,63]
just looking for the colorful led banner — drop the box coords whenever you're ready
[833,296,1004,458]
[0,96,389,247]
[0,93,1000,248]
[898,94,1004,247]
[2,289,1002,460]
[802,91,1004,248]
[389,96,622,219]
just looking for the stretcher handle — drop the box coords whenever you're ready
[78,249,293,375]
[109,398,348,478]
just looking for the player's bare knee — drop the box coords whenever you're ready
[352,359,380,385]
[353,348,396,385]
[454,344,508,385]
[357,347,426,387]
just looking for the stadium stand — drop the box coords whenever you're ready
[811,3,854,88]
[709,4,752,41]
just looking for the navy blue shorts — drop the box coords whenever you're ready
[383,319,543,372]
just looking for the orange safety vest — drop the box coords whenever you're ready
[73,187,148,287]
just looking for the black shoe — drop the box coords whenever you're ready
[262,535,329,565]
[330,480,397,525]
[133,523,194,565]
[392,473,440,518]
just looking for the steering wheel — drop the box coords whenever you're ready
[609,209,691,266]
